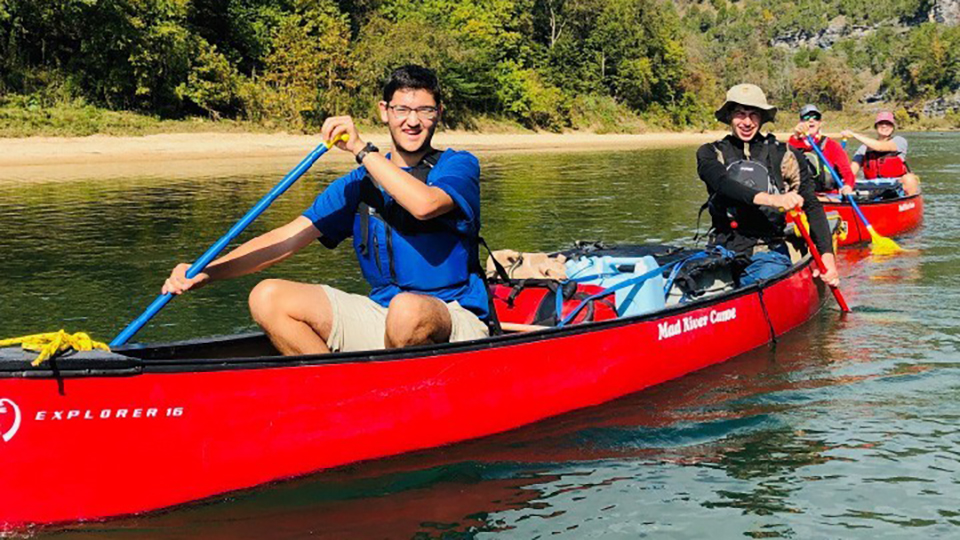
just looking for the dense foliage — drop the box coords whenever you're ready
[0,0,957,133]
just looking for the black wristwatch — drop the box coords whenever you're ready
[355,142,379,164]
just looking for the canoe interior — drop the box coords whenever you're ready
[2,281,804,377]
[0,242,822,375]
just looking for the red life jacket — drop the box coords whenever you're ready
[862,150,908,179]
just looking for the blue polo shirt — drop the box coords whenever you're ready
[302,149,488,319]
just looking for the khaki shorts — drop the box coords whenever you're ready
[321,285,489,353]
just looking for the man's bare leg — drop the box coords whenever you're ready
[248,279,333,355]
[384,293,452,348]
[900,173,920,196]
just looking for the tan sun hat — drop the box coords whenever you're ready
[714,84,778,125]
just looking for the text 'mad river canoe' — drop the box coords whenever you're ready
[0,248,829,531]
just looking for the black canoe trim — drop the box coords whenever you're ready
[0,256,820,378]
[830,192,922,207]
[0,350,142,378]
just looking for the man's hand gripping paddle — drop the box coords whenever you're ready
[786,210,850,313]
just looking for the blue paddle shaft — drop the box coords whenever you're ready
[805,134,846,189]
[805,134,872,226]
[111,142,336,347]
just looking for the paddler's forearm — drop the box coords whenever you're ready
[847,131,869,146]
[802,203,834,256]
[849,132,898,153]
[204,217,318,281]
[822,252,837,268]
[796,157,834,255]
[360,152,454,219]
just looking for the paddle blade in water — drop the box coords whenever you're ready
[868,226,903,256]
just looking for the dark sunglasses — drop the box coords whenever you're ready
[801,113,822,121]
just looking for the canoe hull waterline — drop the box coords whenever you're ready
[0,258,826,530]
[825,194,923,247]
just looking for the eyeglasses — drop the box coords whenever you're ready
[801,113,822,121]
[387,105,439,120]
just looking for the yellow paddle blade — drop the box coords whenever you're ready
[867,226,903,256]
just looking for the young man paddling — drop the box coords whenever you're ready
[844,111,921,196]
[163,65,489,355]
[787,104,855,197]
[696,84,839,287]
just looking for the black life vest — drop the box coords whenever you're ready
[802,137,839,192]
[703,136,791,254]
[712,137,786,224]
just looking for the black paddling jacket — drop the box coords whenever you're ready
[696,134,833,256]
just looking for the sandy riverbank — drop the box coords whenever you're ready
[0,131,727,182]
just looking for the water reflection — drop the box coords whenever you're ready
[46,316,860,539]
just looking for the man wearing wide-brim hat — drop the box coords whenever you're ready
[696,84,839,287]
[713,84,778,125]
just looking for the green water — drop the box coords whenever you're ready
[1,133,958,538]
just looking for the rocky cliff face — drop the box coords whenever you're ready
[922,93,960,117]
[772,1,957,50]
[931,0,960,25]
[771,17,874,50]
[760,0,958,116]
[929,1,960,117]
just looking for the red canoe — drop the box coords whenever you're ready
[0,252,828,531]
[824,194,923,247]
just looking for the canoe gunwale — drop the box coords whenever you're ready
[831,192,922,207]
[0,256,816,378]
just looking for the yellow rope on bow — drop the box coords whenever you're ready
[0,330,110,366]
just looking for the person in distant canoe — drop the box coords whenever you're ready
[696,84,839,287]
[787,104,855,197]
[843,111,921,196]
[163,65,490,355]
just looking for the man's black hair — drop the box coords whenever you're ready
[382,65,442,105]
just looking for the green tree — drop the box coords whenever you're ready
[888,23,960,100]
[255,0,352,128]
[791,54,858,109]
[175,40,241,119]
[352,0,534,125]
[544,0,689,112]
[188,0,288,75]
[496,61,568,130]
